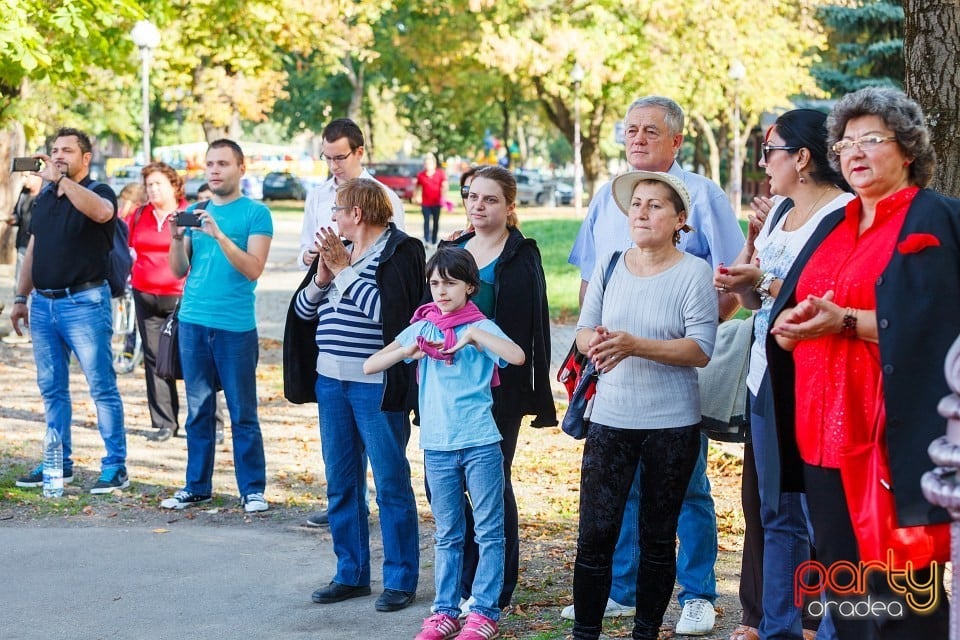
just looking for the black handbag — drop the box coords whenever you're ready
[156,303,182,382]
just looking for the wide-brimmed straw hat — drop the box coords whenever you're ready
[611,170,692,217]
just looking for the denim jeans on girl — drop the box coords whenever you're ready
[30,283,125,475]
[179,321,265,496]
[315,374,420,592]
[425,443,505,622]
[573,423,700,640]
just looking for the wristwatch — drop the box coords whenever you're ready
[754,272,778,300]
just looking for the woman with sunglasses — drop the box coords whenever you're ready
[714,109,853,640]
[768,88,957,638]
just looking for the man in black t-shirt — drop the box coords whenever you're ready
[10,127,128,495]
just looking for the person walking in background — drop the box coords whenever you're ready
[11,127,128,494]
[566,96,743,634]
[572,170,717,640]
[416,153,448,246]
[714,109,854,640]
[366,247,526,640]
[287,178,422,613]
[159,139,273,513]
[768,87,956,639]
[439,165,556,612]
[3,173,42,344]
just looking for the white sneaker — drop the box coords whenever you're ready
[560,597,636,620]
[674,598,715,635]
[242,493,269,513]
[458,595,476,619]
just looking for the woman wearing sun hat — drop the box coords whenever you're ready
[571,170,718,640]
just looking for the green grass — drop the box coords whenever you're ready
[523,219,583,322]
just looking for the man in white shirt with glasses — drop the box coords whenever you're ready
[298,118,406,271]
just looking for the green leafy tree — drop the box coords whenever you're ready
[813,1,904,95]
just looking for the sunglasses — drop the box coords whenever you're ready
[760,143,799,163]
[460,184,471,199]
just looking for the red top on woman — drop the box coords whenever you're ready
[126,201,187,297]
[793,187,918,468]
[416,169,447,207]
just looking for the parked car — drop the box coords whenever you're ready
[368,161,420,202]
[261,172,304,201]
[515,172,551,205]
[554,180,573,205]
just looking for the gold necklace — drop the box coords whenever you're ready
[784,188,834,232]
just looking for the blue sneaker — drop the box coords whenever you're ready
[90,467,129,494]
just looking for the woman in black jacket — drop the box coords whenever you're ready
[437,164,556,610]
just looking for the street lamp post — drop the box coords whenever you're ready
[728,60,746,214]
[131,20,160,163]
[571,62,585,216]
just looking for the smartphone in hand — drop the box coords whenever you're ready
[11,157,41,172]
[174,211,202,227]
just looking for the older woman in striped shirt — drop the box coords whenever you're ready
[292,177,425,614]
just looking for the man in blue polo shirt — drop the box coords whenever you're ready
[11,127,128,494]
[566,96,745,636]
[160,139,273,514]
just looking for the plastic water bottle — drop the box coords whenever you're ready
[42,427,63,498]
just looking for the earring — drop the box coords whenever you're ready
[797,170,806,184]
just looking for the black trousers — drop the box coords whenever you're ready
[133,290,181,431]
[803,464,948,640]
[572,423,700,640]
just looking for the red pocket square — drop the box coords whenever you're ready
[898,233,941,254]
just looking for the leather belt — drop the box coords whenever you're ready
[35,280,106,299]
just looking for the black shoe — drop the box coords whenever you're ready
[305,510,329,527]
[147,427,174,442]
[15,464,74,488]
[311,581,371,604]
[375,589,416,612]
[90,467,130,494]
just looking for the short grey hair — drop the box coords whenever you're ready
[625,96,685,136]
[826,87,936,188]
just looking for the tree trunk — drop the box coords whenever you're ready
[0,121,26,265]
[693,114,721,184]
[500,98,512,168]
[903,0,960,198]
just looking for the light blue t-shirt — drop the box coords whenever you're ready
[397,318,509,451]
[179,197,273,332]
[568,161,745,278]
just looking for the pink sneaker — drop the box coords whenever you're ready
[458,612,499,639]
[414,613,461,640]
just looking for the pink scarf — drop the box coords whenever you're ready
[410,301,500,386]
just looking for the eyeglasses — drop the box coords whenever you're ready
[760,143,799,163]
[321,149,357,164]
[330,205,352,214]
[831,135,898,155]
[459,184,471,199]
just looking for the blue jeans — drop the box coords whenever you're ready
[179,321,265,496]
[750,393,812,640]
[611,432,717,606]
[426,444,505,622]
[315,374,419,592]
[30,283,125,473]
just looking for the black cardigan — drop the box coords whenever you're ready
[282,224,425,412]
[437,228,557,427]
[767,189,959,527]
